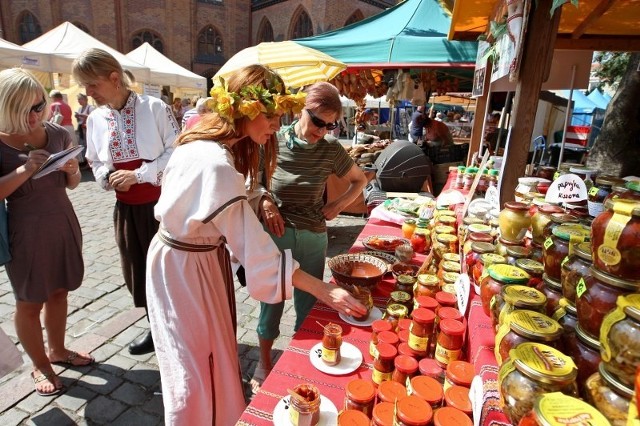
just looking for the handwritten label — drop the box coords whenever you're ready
[545,174,588,203]
[469,375,484,426]
[455,273,471,316]
[485,186,500,211]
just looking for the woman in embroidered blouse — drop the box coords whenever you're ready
[145,65,365,425]
[71,48,180,355]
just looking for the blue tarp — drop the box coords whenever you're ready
[587,89,610,110]
[559,90,599,114]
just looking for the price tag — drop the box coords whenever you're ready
[469,375,484,426]
[484,186,500,211]
[455,273,471,316]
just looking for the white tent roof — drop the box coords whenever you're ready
[0,38,51,70]
[23,22,150,82]
[126,42,206,92]
[340,94,390,108]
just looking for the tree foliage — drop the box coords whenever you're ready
[593,52,631,91]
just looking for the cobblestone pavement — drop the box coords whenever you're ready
[0,169,366,425]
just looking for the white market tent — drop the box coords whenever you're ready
[0,38,51,70]
[126,42,206,94]
[23,22,150,82]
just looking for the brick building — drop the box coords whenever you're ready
[0,0,395,89]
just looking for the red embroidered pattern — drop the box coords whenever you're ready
[108,92,139,162]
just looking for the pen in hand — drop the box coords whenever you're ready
[24,143,37,151]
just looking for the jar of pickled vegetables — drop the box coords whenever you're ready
[495,310,563,365]
[383,304,409,332]
[538,274,564,317]
[543,224,590,281]
[415,274,440,299]
[410,229,430,254]
[551,298,578,348]
[559,241,592,305]
[433,234,459,265]
[472,253,507,292]
[480,264,530,317]
[465,242,495,283]
[437,261,461,282]
[462,232,494,258]
[388,291,413,316]
[402,219,417,239]
[585,363,634,425]
[517,392,610,426]
[529,242,544,264]
[495,236,527,258]
[542,213,579,240]
[395,274,417,295]
[563,322,601,399]
[491,285,547,332]
[344,379,376,418]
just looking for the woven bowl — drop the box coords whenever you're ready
[328,253,387,288]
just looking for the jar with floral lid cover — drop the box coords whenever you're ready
[543,224,590,281]
[563,322,601,399]
[515,258,544,288]
[538,274,564,317]
[495,310,564,365]
[559,241,592,305]
[437,261,460,282]
[499,201,532,242]
[441,272,460,289]
[402,219,417,239]
[551,298,578,351]
[442,252,461,264]
[458,216,483,246]
[414,274,440,299]
[498,342,578,425]
[480,264,530,317]
[388,291,413,316]
[343,379,376,418]
[506,246,531,266]
[433,225,455,237]
[588,175,625,218]
[395,395,433,426]
[599,293,640,387]
[383,303,409,332]
[585,362,634,425]
[517,392,611,426]
[395,274,417,295]
[531,205,564,245]
[491,285,547,332]
[435,215,457,232]
[473,253,507,292]
[433,234,459,265]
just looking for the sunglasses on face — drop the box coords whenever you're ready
[30,97,46,114]
[306,109,338,131]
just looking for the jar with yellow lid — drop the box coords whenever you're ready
[433,225,456,239]
[495,310,563,365]
[542,224,590,281]
[383,303,409,332]
[414,274,439,299]
[395,274,417,294]
[498,342,578,424]
[538,274,564,317]
[498,201,532,242]
[472,253,507,291]
[563,322,601,399]
[388,291,413,316]
[588,175,626,218]
[515,258,544,288]
[505,246,531,266]
[517,392,611,426]
[559,241,592,305]
[458,216,483,245]
[591,199,640,280]
[491,285,547,332]
[585,363,634,425]
[441,252,460,264]
[437,261,460,282]
[433,234,459,265]
[435,215,457,232]
[480,264,530,317]
[599,294,640,387]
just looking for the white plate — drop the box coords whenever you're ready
[309,342,363,376]
[272,394,338,426]
[339,306,383,327]
[362,235,411,253]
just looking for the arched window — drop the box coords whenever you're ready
[290,9,313,39]
[18,11,42,43]
[73,22,91,34]
[132,30,164,53]
[257,18,274,43]
[345,10,364,27]
[195,26,224,64]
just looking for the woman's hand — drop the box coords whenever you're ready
[315,281,367,318]
[22,149,49,174]
[108,170,137,192]
[260,196,285,237]
[59,158,79,175]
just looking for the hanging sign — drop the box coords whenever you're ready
[485,186,500,211]
[545,173,588,203]
[455,273,471,316]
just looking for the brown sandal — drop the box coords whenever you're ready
[51,350,95,367]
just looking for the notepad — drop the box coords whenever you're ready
[32,146,85,180]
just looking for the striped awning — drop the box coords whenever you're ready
[213,41,346,89]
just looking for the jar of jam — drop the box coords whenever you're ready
[370,320,393,357]
[414,274,440,299]
[495,310,563,365]
[543,224,591,281]
[498,201,532,242]
[389,291,413,315]
[505,246,531,266]
[398,318,412,332]
[377,380,407,404]
[576,266,640,339]
[434,406,473,426]
[517,392,610,426]
[395,274,417,295]
[444,360,475,390]
[435,215,457,233]
[542,213,579,240]
[480,264,530,317]
[408,375,444,408]
[371,401,395,426]
[563,322,601,399]
[498,342,578,425]
[495,236,527,257]
[435,291,457,310]
[321,323,342,366]
[395,395,433,425]
[372,342,398,385]
[402,219,417,239]
[437,261,460,282]
[383,303,409,332]
[433,234,459,265]
[538,274,563,317]
[435,319,465,368]
[444,386,472,417]
[398,342,424,360]
[472,253,507,292]
[337,410,369,426]
[413,295,439,313]
[398,329,410,345]
[378,330,400,349]
[585,363,634,425]
[410,228,430,254]
[392,355,419,387]
[588,175,625,218]
[599,294,640,387]
[591,199,640,280]
[409,308,435,353]
[492,285,547,332]
[559,241,592,305]
[551,298,578,350]
[531,205,564,245]
[515,258,544,288]
[344,379,376,418]
[289,383,321,426]
[419,358,445,384]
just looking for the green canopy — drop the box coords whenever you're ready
[295,0,477,68]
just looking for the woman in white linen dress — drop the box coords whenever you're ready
[146,65,365,425]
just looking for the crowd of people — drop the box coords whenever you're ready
[0,49,367,423]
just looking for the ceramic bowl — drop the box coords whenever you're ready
[328,253,387,288]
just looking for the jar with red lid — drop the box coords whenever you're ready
[378,330,399,348]
[434,406,472,426]
[388,291,413,316]
[560,241,592,305]
[402,219,417,239]
[435,291,457,309]
[392,355,419,386]
[398,318,412,332]
[542,213,579,240]
[419,358,445,384]
[588,175,626,217]
[413,295,439,313]
[410,229,429,254]
[538,274,563,317]
[563,322,601,399]
[408,308,435,354]
[398,342,424,359]
[575,266,640,338]
[515,258,544,288]
[369,320,393,357]
[435,319,465,368]
[495,236,527,257]
[414,274,439,299]
[337,409,369,426]
[344,379,376,418]
[444,360,475,390]
[543,224,591,281]
[398,329,410,345]
[531,204,564,245]
[465,242,495,283]
[437,261,460,282]
[433,234,459,265]
[551,298,578,350]
[499,201,532,242]
[371,401,395,426]
[372,342,398,385]
[383,303,409,332]
[480,263,530,317]
[473,253,507,291]
[585,362,634,425]
[395,395,433,426]
[444,386,472,417]
[491,285,547,332]
[495,310,563,365]
[408,375,444,408]
[591,199,640,280]
[377,380,407,404]
[321,323,342,366]
[529,242,544,264]
[517,392,610,426]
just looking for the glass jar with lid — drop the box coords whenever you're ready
[369,320,393,357]
[487,169,499,187]
[444,386,473,418]
[372,342,398,385]
[410,228,430,254]
[591,199,640,280]
[455,165,465,189]
[491,285,547,332]
[607,180,640,202]
[442,252,461,264]
[441,272,460,289]
[388,291,413,316]
[395,395,433,426]
[585,363,634,425]
[458,216,483,246]
[495,310,564,365]
[599,294,640,387]
[343,379,376,418]
[569,166,598,189]
[498,342,578,425]
[289,383,321,426]
[463,167,476,191]
[560,241,592,305]
[437,261,460,282]
[419,358,445,384]
[392,355,419,387]
[473,253,507,292]
[413,295,439,313]
[408,375,444,408]
[505,245,531,266]
[515,258,544,288]
[395,274,417,295]
[529,242,544,264]
[542,224,590,281]
[576,267,640,339]
[383,303,409,332]
[530,205,564,245]
[435,215,457,234]
[337,410,369,426]
[434,318,465,368]
[563,322,601,399]
[378,330,400,349]
[377,380,407,404]
[435,291,457,310]
[433,234,459,265]
[402,219,417,239]
[371,401,395,426]
[517,392,611,426]
[480,264,530,317]
[321,323,343,366]
[465,242,495,283]
[408,308,435,354]
[538,274,564,317]
[444,360,475,391]
[551,298,578,349]
[462,230,494,258]
[498,201,532,242]
[542,213,579,240]
[588,175,625,218]
[415,274,440,299]
[495,236,527,257]
[433,225,455,238]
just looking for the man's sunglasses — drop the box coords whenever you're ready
[306,109,338,131]
[30,97,47,114]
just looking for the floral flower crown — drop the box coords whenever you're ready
[209,75,306,124]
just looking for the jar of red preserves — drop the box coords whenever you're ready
[395,395,433,426]
[444,386,473,417]
[444,360,475,390]
[369,319,393,357]
[321,323,342,366]
[480,264,530,317]
[543,224,590,281]
[434,406,473,426]
[434,319,465,368]
[542,213,579,240]
[529,242,544,264]
[377,330,399,348]
[575,266,640,339]
[538,274,564,317]
[495,310,563,365]
[465,242,495,283]
[473,253,507,292]
[344,379,376,418]
[392,355,419,387]
[377,380,407,404]
[419,358,445,384]
[414,274,439,299]
[462,228,494,257]
[408,375,444,408]
[383,303,409,332]
[402,219,417,239]
[435,291,457,310]
[371,401,395,426]
[372,342,398,385]
[560,241,592,305]
[517,392,610,426]
[410,229,429,254]
[563,322,601,399]
[551,298,578,351]
[337,410,369,426]
[495,236,527,258]
[290,383,321,426]
[515,258,544,288]
[413,295,439,313]
[505,246,531,266]
[408,308,435,354]
[591,199,640,280]
[531,204,564,245]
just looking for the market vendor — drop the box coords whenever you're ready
[423,116,454,147]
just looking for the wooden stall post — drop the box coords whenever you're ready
[467,61,492,166]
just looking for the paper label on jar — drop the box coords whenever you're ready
[576,277,587,298]
[434,344,462,366]
[372,369,392,385]
[369,341,378,358]
[321,347,338,364]
[544,237,554,250]
[494,323,510,365]
[599,208,634,266]
[588,186,599,197]
[408,332,429,352]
